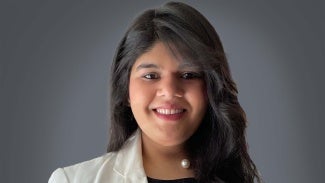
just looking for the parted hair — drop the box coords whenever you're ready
[108,2,261,183]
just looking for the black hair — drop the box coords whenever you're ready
[108,2,261,183]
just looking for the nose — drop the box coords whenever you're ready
[156,76,183,99]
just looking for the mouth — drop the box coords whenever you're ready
[153,108,186,121]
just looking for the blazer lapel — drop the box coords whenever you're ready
[113,130,148,183]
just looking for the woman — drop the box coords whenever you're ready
[49,2,261,183]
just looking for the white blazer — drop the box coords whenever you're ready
[48,130,148,183]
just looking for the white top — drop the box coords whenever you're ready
[48,130,148,183]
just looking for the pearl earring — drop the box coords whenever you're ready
[181,159,190,169]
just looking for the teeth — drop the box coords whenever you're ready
[156,109,184,115]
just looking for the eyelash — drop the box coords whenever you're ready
[181,72,202,79]
[143,73,159,79]
[142,72,202,80]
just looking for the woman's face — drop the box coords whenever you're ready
[129,42,207,147]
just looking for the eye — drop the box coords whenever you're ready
[181,72,202,80]
[143,73,159,79]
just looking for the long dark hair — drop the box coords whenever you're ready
[108,2,261,183]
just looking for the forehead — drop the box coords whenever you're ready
[132,42,199,70]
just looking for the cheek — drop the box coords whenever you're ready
[197,93,208,110]
[188,83,208,115]
[200,84,209,107]
[128,79,140,105]
[129,80,145,120]
[192,82,207,101]
[129,79,155,105]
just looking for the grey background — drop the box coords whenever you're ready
[1,0,324,182]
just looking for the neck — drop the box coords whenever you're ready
[141,132,194,179]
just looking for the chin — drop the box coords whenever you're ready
[156,136,189,147]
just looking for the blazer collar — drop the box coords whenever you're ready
[113,129,148,182]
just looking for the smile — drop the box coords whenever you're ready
[153,108,186,121]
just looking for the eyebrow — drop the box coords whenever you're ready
[135,63,159,71]
[135,62,201,72]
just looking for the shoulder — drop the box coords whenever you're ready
[48,152,118,183]
[48,130,143,183]
[64,152,117,174]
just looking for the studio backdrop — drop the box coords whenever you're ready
[1,0,324,182]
